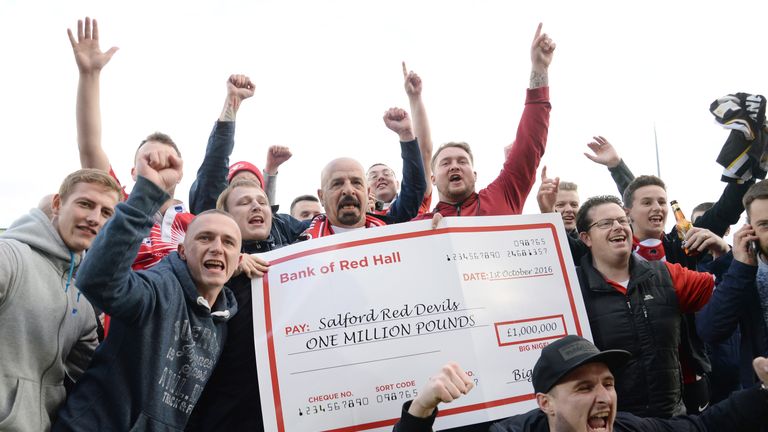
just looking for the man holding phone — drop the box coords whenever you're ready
[697,180,768,389]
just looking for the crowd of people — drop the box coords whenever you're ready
[1,16,767,432]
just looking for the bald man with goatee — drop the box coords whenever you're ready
[301,108,425,239]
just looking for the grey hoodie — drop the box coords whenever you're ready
[0,208,98,431]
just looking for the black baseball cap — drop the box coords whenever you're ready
[532,335,631,393]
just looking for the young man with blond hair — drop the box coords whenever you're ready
[0,168,122,430]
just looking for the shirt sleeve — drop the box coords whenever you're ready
[481,86,550,215]
[665,261,715,313]
[108,165,129,201]
[188,121,235,214]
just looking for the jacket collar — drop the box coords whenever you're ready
[242,236,276,254]
[579,252,655,293]
[434,192,479,216]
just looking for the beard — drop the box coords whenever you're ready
[336,195,363,226]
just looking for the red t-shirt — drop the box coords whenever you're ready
[108,167,194,270]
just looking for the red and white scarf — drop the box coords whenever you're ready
[632,235,666,262]
[300,214,386,240]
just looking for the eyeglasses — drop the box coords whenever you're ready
[367,170,395,182]
[587,216,630,230]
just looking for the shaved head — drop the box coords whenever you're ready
[321,158,365,184]
[318,157,369,227]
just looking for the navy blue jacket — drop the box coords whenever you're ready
[54,177,238,431]
[697,257,768,387]
[188,120,309,239]
[186,121,311,430]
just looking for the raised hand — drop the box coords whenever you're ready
[219,74,255,121]
[402,62,423,98]
[536,166,560,213]
[225,74,255,115]
[135,145,183,193]
[265,145,292,175]
[383,107,415,142]
[68,17,118,75]
[402,61,433,195]
[530,23,556,73]
[227,74,255,103]
[584,136,621,168]
[408,362,475,418]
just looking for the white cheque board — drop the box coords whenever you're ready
[252,214,591,431]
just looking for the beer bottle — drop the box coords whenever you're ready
[670,200,697,256]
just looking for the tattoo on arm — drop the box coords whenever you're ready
[529,71,548,89]
[219,98,240,122]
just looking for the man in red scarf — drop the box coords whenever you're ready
[301,108,425,239]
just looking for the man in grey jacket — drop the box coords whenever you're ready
[0,168,123,431]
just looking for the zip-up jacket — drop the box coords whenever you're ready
[577,253,713,417]
[53,177,238,432]
[697,258,768,387]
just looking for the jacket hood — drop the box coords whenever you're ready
[167,251,238,321]
[1,208,80,268]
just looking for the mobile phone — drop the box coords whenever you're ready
[747,216,759,256]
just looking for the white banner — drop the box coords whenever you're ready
[252,214,591,431]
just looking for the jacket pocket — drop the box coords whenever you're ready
[0,377,33,431]
[129,412,184,432]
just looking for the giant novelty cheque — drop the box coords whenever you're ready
[251,213,592,432]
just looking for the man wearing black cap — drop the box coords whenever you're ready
[393,335,768,432]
